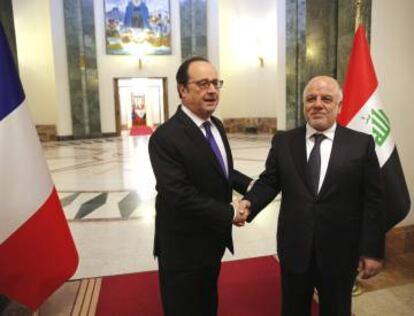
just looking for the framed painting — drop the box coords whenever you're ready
[104,0,171,55]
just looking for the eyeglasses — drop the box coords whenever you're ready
[187,79,224,90]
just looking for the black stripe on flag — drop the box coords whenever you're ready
[382,147,411,231]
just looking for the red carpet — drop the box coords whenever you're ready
[129,125,154,136]
[95,256,319,315]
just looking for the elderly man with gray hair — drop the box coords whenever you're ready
[243,76,385,316]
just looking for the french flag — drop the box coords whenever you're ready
[338,25,411,231]
[0,24,78,309]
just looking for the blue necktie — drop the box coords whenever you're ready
[203,121,227,176]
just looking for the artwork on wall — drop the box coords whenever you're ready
[104,0,171,55]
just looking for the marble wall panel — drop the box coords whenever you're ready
[286,0,298,130]
[286,0,307,129]
[305,0,337,79]
[180,0,207,60]
[64,0,101,138]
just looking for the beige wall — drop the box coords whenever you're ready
[371,0,414,226]
[218,0,286,128]
[12,0,59,126]
[50,0,73,136]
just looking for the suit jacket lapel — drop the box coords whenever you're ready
[318,125,347,198]
[176,107,228,180]
[290,126,309,190]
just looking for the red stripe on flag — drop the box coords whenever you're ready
[338,25,378,126]
[0,188,78,310]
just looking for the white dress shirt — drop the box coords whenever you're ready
[305,123,337,193]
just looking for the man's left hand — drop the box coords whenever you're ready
[358,257,382,279]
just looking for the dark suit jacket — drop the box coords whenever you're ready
[149,106,251,270]
[246,125,384,275]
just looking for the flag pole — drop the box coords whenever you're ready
[355,0,362,32]
[352,0,364,298]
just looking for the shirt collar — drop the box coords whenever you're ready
[306,122,337,141]
[181,104,211,128]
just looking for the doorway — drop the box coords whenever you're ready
[114,77,168,135]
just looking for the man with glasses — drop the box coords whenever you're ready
[149,56,252,316]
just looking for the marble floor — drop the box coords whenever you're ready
[46,133,277,280]
[2,133,413,315]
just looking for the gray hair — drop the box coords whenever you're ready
[303,76,343,104]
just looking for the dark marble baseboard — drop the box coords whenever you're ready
[56,135,75,141]
[386,224,414,257]
[56,132,119,141]
[35,125,57,142]
[36,125,114,142]
[102,132,118,138]
[223,117,277,134]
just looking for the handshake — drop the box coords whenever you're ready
[232,198,251,227]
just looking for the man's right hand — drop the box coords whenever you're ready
[232,199,251,227]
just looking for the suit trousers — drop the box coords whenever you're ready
[158,261,221,316]
[280,250,357,316]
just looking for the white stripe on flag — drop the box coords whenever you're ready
[346,87,395,167]
[0,103,53,243]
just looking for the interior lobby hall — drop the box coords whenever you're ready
[1,0,413,315]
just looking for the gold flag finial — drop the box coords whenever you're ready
[355,0,363,31]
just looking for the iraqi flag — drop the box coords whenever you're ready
[0,24,78,309]
[338,25,411,232]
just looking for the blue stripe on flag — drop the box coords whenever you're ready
[0,23,25,122]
